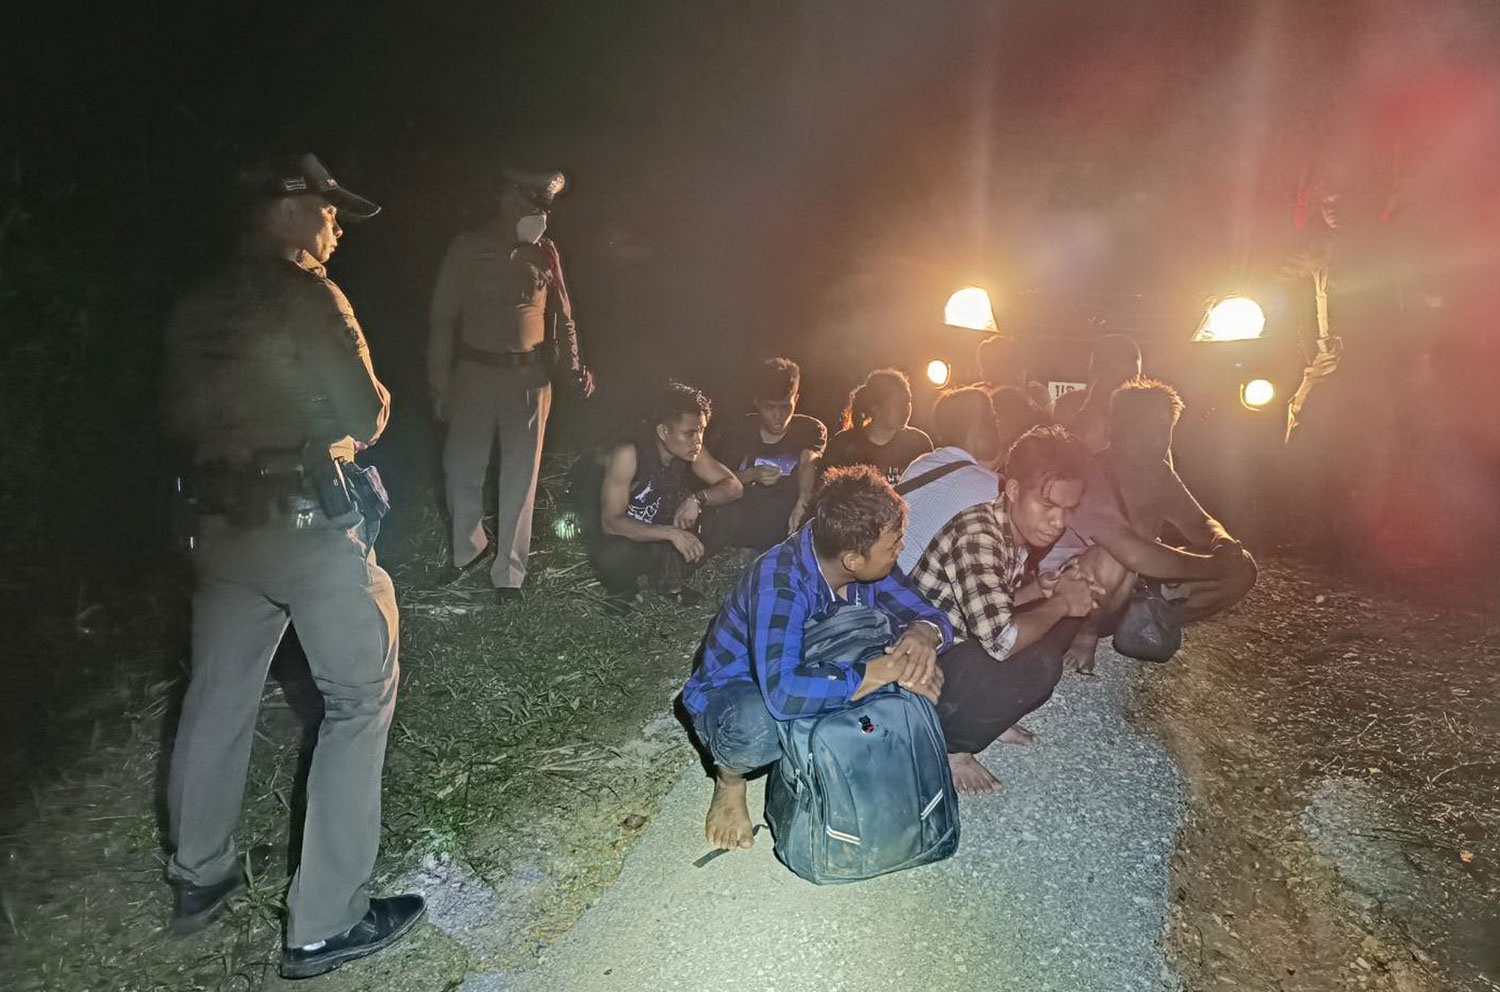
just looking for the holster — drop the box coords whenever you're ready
[302,444,357,521]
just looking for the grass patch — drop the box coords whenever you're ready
[0,456,739,990]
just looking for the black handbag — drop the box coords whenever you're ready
[1112,580,1181,663]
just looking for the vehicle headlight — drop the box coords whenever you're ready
[1240,378,1276,410]
[1194,296,1266,342]
[926,359,952,387]
[943,287,998,332]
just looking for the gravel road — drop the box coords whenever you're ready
[491,645,1184,992]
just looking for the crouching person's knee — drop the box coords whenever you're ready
[1227,548,1258,603]
[1077,545,1129,591]
[693,683,780,774]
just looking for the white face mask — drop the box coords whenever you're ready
[516,213,547,244]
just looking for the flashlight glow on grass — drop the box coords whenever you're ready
[1240,378,1276,409]
[926,359,952,387]
[944,287,997,332]
[553,510,582,540]
[1194,296,1266,342]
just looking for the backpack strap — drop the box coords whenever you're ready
[894,459,975,496]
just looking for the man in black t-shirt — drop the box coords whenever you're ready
[715,358,828,550]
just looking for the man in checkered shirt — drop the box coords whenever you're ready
[908,426,1106,794]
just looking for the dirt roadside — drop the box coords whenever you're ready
[0,470,737,992]
[1136,559,1499,991]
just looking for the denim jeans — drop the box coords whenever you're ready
[689,680,781,773]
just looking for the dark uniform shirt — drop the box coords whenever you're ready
[428,229,582,401]
[162,250,389,468]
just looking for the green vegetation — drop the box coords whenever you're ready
[0,464,744,991]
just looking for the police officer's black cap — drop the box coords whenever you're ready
[503,169,568,209]
[240,153,381,219]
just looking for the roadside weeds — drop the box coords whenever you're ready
[0,462,738,992]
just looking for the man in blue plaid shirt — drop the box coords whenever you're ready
[682,466,954,851]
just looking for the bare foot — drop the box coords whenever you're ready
[947,753,1002,795]
[1063,629,1101,675]
[998,723,1038,746]
[704,776,754,850]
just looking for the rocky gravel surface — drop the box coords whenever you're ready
[475,645,1184,992]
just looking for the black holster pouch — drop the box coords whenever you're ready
[302,444,357,521]
[343,461,391,523]
[302,444,390,526]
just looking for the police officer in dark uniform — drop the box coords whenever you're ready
[428,168,594,600]
[161,154,423,979]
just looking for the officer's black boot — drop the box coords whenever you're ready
[278,894,426,980]
[168,844,275,935]
[169,872,246,935]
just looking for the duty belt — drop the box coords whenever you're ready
[456,341,546,368]
[184,464,327,530]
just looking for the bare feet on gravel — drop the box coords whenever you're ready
[948,753,1002,795]
[1063,629,1101,675]
[705,773,754,850]
[998,723,1038,745]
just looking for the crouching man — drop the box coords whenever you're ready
[680,466,954,850]
[715,358,827,550]
[593,382,743,606]
[1041,378,1258,672]
[908,426,1105,794]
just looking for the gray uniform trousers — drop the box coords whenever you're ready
[166,513,399,948]
[443,360,552,588]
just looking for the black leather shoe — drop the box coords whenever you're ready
[168,845,275,935]
[169,872,245,935]
[439,550,493,587]
[278,894,426,980]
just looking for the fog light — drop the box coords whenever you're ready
[1240,378,1275,409]
[944,287,998,332]
[926,359,952,387]
[1194,296,1266,342]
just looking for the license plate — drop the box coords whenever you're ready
[1048,381,1087,402]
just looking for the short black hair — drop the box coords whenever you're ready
[1111,377,1184,431]
[932,387,996,448]
[650,381,712,428]
[1089,334,1142,381]
[842,368,911,431]
[811,465,907,558]
[1004,425,1090,494]
[989,385,1047,446]
[977,335,1023,383]
[752,358,801,401]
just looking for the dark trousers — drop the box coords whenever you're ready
[592,537,675,597]
[590,503,739,597]
[934,618,1081,754]
[730,483,798,551]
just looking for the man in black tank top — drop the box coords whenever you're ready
[593,382,743,606]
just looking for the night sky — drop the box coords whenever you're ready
[5,0,1499,564]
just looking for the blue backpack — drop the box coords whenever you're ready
[764,604,960,884]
